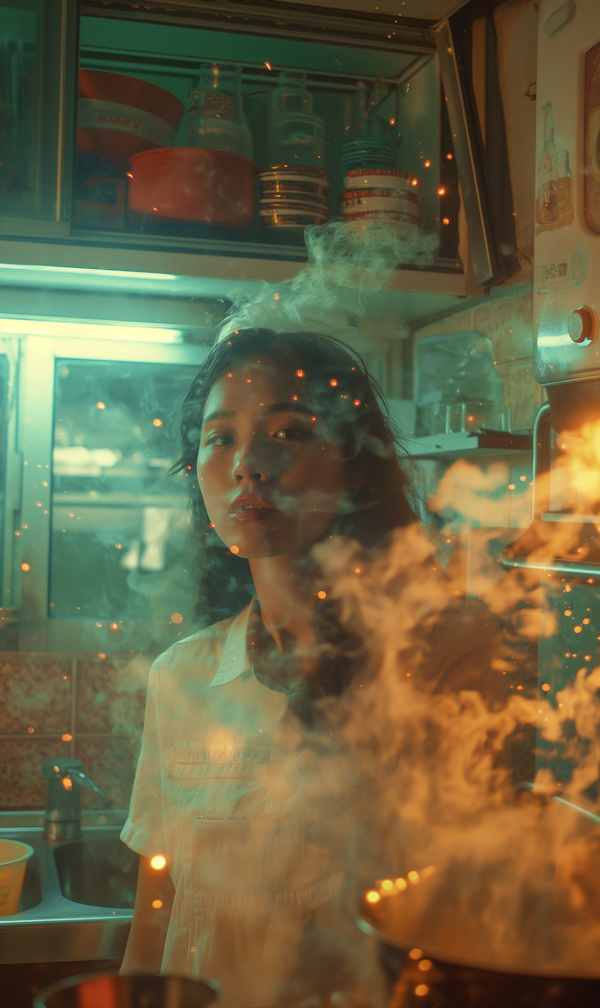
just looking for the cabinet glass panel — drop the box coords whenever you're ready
[50,359,197,649]
[0,1,41,218]
[76,13,450,253]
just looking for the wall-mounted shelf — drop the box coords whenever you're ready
[407,430,533,458]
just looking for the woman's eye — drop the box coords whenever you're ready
[206,434,234,447]
[273,426,312,441]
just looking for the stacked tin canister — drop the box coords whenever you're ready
[258,165,330,240]
[340,168,420,229]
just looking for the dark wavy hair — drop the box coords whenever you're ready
[172,328,418,720]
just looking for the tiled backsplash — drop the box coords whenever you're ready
[0,653,153,810]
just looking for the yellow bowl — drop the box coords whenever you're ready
[0,838,34,916]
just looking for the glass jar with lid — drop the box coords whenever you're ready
[266,71,325,168]
[187,64,253,161]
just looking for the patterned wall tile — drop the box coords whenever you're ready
[76,655,152,735]
[0,737,71,808]
[0,655,72,733]
[75,736,141,811]
[496,359,545,433]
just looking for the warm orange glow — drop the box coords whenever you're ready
[153,418,163,427]
[442,217,450,225]
[437,187,446,195]
[110,623,118,630]
[21,563,30,571]
[424,160,431,168]
[585,655,592,661]
[411,177,418,186]
[62,777,73,791]
[418,960,433,972]
[541,683,551,692]
[296,369,305,378]
[150,855,166,870]
[574,626,583,634]
[583,618,591,624]
[508,484,515,490]
[329,379,339,387]
[408,948,423,960]
[353,399,361,406]
[414,985,429,997]
[446,153,453,159]
[395,877,407,890]
[62,733,72,742]
[265,62,272,70]
[171,613,183,624]
[230,545,240,554]
[152,899,163,909]
[380,879,395,891]
[273,292,280,300]
[354,568,362,574]
[408,870,420,883]
[317,590,327,599]
[115,543,122,549]
[96,402,105,409]
[98,652,106,659]
[564,610,572,616]
[366,890,380,903]
[27,726,34,734]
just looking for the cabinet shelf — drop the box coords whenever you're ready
[407,431,533,459]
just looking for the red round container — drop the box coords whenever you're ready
[127,147,257,229]
[78,70,184,174]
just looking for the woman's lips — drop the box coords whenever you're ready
[230,494,276,523]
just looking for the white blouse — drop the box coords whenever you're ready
[121,601,371,1007]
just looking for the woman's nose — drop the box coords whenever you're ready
[233,440,271,483]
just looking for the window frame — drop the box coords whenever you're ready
[15,332,209,652]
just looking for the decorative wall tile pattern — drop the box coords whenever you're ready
[75,736,141,811]
[76,656,149,734]
[0,653,154,810]
[0,737,71,808]
[0,654,72,733]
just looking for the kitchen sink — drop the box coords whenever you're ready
[0,811,135,964]
[54,837,139,909]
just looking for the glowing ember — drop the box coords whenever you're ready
[21,563,30,571]
[62,777,73,791]
[171,613,183,624]
[317,590,327,599]
[152,899,163,909]
[153,418,163,427]
[329,379,339,387]
[541,683,551,692]
[62,734,72,742]
[150,855,166,870]
[414,985,429,997]
[408,948,423,960]
[230,545,240,554]
[365,890,380,903]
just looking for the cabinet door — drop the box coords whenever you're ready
[16,333,208,654]
[0,0,78,238]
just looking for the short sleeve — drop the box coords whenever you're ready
[120,662,166,858]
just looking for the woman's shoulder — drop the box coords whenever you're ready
[149,611,241,680]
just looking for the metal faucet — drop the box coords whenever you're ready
[42,758,110,841]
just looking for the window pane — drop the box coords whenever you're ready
[50,359,197,648]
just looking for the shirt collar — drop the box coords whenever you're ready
[209,600,256,688]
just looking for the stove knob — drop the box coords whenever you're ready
[568,306,596,344]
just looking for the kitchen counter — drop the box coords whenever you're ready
[0,811,135,965]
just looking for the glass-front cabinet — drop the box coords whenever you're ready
[0,321,208,656]
[0,0,468,268]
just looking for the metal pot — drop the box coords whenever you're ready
[34,971,219,1008]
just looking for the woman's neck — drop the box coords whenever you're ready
[248,554,316,659]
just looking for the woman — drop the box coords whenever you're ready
[120,328,502,1005]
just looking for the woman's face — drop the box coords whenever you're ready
[197,357,353,559]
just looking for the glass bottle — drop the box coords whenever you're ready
[187,64,253,161]
[266,71,325,168]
